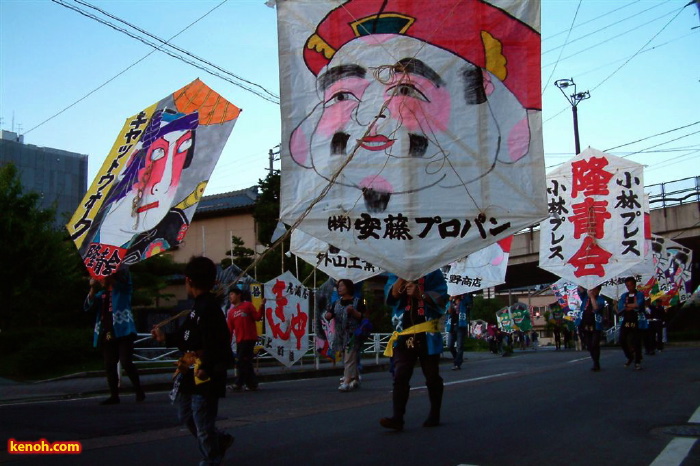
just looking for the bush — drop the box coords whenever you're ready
[464,338,489,352]
[0,327,100,379]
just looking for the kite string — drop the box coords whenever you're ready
[218,0,489,295]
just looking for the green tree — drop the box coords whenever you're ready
[222,234,254,271]
[251,170,327,284]
[129,254,182,307]
[470,295,507,324]
[0,163,85,328]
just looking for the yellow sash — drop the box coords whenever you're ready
[384,320,439,357]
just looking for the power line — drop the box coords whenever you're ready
[543,0,642,42]
[542,0,581,96]
[73,0,278,101]
[591,5,686,92]
[50,0,280,104]
[569,30,698,79]
[542,7,678,69]
[604,120,700,152]
[620,130,700,159]
[543,0,672,54]
[25,0,229,135]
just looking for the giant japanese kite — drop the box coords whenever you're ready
[67,79,240,278]
[277,0,546,280]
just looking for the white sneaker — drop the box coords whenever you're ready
[338,383,351,392]
[350,380,360,389]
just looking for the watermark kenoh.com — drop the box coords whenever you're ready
[7,439,82,454]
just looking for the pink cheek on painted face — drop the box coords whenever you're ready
[491,254,505,266]
[507,117,530,162]
[290,128,309,166]
[386,83,450,132]
[316,100,358,138]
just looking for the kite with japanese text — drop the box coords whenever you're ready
[290,229,382,281]
[67,79,240,278]
[444,236,512,295]
[277,0,546,280]
[539,148,646,289]
[263,271,310,367]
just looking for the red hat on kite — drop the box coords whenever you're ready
[303,0,541,110]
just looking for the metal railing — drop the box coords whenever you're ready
[132,332,396,367]
[646,176,700,209]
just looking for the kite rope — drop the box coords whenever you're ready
[159,1,495,328]
[341,0,483,213]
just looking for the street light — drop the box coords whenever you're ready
[554,78,590,155]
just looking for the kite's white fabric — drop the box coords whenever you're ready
[277,0,546,280]
[290,229,382,281]
[444,236,512,296]
[263,271,310,367]
[539,148,645,289]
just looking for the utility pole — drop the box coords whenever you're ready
[267,144,280,172]
[554,78,590,155]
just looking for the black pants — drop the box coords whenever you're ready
[391,336,443,422]
[236,340,258,388]
[103,336,142,397]
[581,328,601,369]
[620,324,642,364]
[649,321,664,351]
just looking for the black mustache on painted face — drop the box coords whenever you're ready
[331,132,350,155]
[409,133,428,157]
[362,188,391,213]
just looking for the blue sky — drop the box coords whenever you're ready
[1,0,699,196]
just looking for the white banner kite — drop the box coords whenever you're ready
[444,236,512,296]
[277,0,546,280]
[539,148,645,289]
[290,229,382,281]
[263,271,310,367]
[599,196,653,299]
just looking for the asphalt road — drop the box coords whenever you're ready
[1,346,698,466]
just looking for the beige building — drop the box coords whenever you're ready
[169,186,259,265]
[158,187,259,307]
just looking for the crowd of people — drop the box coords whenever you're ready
[83,260,671,465]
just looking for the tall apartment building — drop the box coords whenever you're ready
[0,130,88,229]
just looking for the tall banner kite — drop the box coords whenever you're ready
[444,236,512,295]
[496,307,515,333]
[290,229,382,281]
[67,79,240,278]
[509,303,532,331]
[277,0,546,280]
[648,235,693,306]
[539,148,645,289]
[263,271,310,367]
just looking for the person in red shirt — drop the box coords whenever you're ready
[226,287,263,391]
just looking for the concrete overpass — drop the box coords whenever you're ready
[500,177,700,291]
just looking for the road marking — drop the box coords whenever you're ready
[649,437,697,466]
[689,405,700,424]
[567,357,589,364]
[408,372,516,391]
[649,404,700,466]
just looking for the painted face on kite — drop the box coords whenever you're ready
[98,127,194,247]
[134,129,192,224]
[290,35,530,213]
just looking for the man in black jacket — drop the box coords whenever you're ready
[152,256,233,465]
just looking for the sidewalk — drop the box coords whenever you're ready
[0,356,390,405]
[0,350,502,404]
